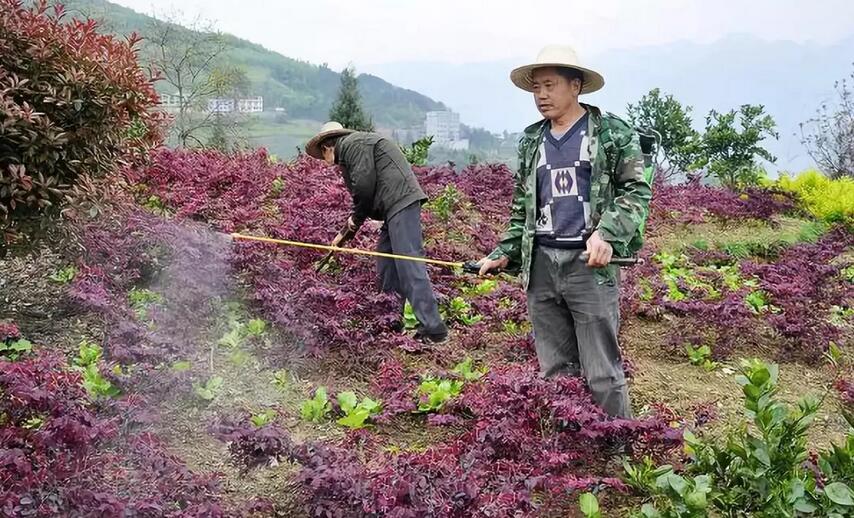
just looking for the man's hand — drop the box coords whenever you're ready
[346,216,359,232]
[477,255,509,276]
[331,231,347,248]
[585,230,613,267]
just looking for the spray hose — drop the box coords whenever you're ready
[229,232,643,272]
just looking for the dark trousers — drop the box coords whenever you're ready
[527,246,631,418]
[376,202,447,335]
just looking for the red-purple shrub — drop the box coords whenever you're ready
[741,227,854,360]
[623,226,852,362]
[836,379,854,409]
[649,178,796,228]
[0,0,166,232]
[0,353,116,516]
[210,417,293,472]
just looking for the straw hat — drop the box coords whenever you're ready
[306,121,354,159]
[510,45,604,94]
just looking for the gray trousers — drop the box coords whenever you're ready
[377,202,447,335]
[527,246,632,418]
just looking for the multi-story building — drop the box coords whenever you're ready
[424,110,468,150]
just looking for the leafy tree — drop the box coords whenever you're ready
[329,66,374,132]
[627,88,701,179]
[696,105,778,189]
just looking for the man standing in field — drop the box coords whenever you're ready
[477,45,651,418]
[306,122,449,344]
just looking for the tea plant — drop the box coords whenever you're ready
[625,347,854,516]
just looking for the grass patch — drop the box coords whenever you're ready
[655,216,827,258]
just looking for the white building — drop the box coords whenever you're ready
[207,98,235,113]
[208,96,264,113]
[157,93,183,110]
[425,110,466,149]
[447,139,470,151]
[236,96,263,113]
[158,93,263,113]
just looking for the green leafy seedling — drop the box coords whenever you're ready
[245,318,267,337]
[74,340,103,367]
[270,369,291,390]
[745,290,776,314]
[461,279,498,297]
[685,344,718,371]
[250,409,277,427]
[452,357,487,381]
[0,339,33,361]
[337,391,359,414]
[403,301,419,330]
[579,492,602,518]
[128,288,163,320]
[49,265,77,284]
[171,360,192,372]
[336,394,382,429]
[81,363,121,398]
[301,387,331,423]
[442,297,483,326]
[23,416,44,430]
[417,377,464,413]
[270,177,285,196]
[218,325,244,349]
[193,376,224,401]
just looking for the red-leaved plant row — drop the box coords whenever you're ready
[621,228,853,362]
[0,351,279,517]
[211,360,682,518]
[125,148,526,358]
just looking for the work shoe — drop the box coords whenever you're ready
[390,320,406,333]
[413,328,449,344]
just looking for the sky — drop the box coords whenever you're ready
[111,0,854,68]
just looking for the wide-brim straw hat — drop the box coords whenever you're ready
[306,121,354,159]
[510,45,604,94]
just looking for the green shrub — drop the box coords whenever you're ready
[1,2,166,238]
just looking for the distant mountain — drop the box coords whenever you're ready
[57,0,448,129]
[363,34,854,172]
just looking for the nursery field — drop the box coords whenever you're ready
[2,149,852,517]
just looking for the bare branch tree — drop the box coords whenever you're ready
[143,12,235,148]
[800,63,854,179]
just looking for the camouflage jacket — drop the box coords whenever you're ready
[488,103,652,288]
